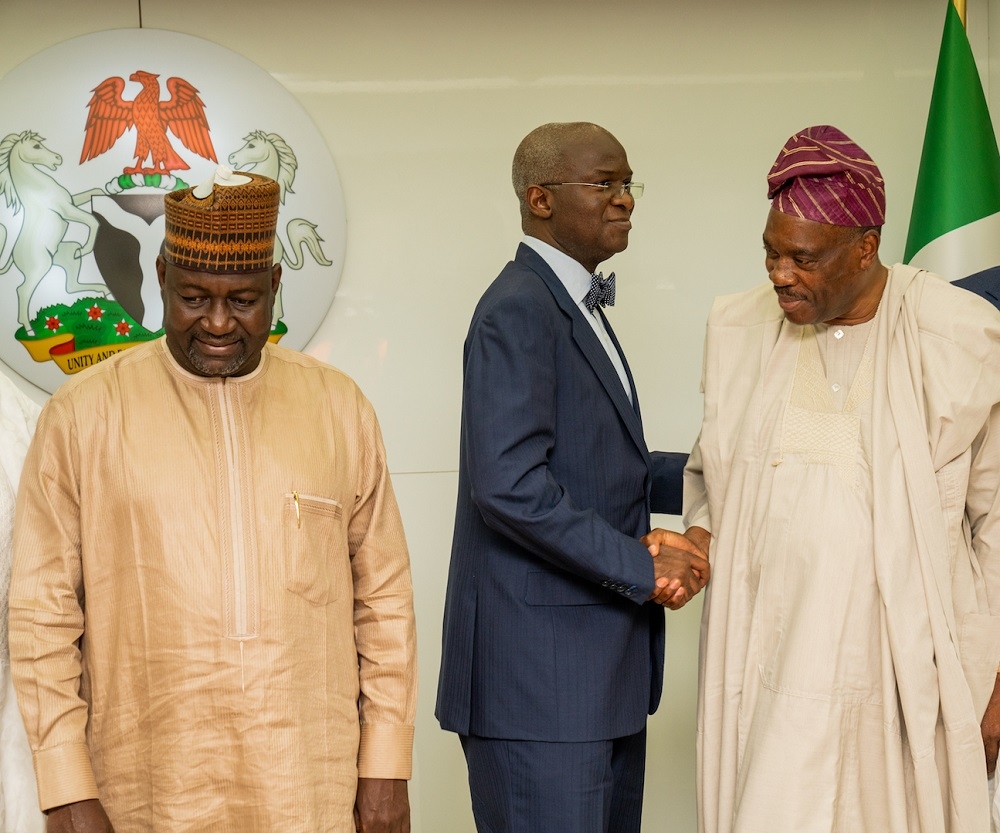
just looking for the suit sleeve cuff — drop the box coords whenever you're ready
[357,724,414,780]
[33,742,99,811]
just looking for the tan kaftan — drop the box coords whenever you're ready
[9,339,416,833]
[687,266,1000,833]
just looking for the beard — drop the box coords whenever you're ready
[183,336,253,377]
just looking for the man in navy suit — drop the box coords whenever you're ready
[436,122,708,833]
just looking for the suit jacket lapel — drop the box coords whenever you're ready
[598,307,642,420]
[515,245,651,462]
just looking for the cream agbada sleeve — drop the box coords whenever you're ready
[348,392,417,779]
[9,394,98,811]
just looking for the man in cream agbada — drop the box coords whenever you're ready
[686,125,1000,832]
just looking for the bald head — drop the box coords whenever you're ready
[512,122,619,222]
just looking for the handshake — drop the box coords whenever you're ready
[641,526,711,610]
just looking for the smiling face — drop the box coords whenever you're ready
[762,208,886,326]
[527,128,635,273]
[157,256,281,377]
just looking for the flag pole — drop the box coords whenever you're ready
[952,0,966,27]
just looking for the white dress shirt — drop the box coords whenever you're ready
[522,236,632,404]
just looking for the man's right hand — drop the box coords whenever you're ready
[642,527,710,609]
[46,799,114,833]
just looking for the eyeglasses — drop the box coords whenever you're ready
[539,181,644,199]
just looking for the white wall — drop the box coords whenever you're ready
[1,2,996,830]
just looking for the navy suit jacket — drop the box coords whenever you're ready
[436,244,685,743]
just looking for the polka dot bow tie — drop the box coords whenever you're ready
[584,272,616,312]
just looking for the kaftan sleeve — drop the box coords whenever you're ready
[348,393,417,780]
[683,432,712,533]
[8,395,100,811]
[683,318,712,533]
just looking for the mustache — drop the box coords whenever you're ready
[774,288,806,301]
[192,331,240,346]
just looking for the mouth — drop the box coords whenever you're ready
[195,337,240,356]
[775,291,807,314]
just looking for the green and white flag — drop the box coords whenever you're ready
[904,0,1000,304]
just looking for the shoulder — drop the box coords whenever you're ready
[482,255,554,305]
[0,371,39,434]
[899,266,1000,359]
[470,256,563,333]
[263,343,371,409]
[47,339,163,407]
[265,343,361,389]
[954,269,1000,309]
[0,372,39,489]
[707,282,781,329]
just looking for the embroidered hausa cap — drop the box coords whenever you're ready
[163,165,280,273]
[767,125,886,227]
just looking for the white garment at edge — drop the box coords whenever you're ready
[0,370,43,833]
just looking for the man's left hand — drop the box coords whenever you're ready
[354,778,410,833]
[982,673,1000,776]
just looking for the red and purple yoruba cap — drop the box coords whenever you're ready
[767,125,886,227]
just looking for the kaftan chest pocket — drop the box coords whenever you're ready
[283,492,344,605]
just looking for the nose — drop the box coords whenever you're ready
[202,299,234,334]
[767,256,795,287]
[611,188,635,211]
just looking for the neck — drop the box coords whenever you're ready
[828,263,888,326]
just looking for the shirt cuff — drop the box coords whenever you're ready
[33,742,99,811]
[357,723,414,780]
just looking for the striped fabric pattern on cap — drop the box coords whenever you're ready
[767,125,886,227]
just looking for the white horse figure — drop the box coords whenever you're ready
[228,130,332,328]
[0,131,108,335]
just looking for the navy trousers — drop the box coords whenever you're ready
[460,729,647,833]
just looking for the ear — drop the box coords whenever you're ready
[525,184,553,220]
[270,262,283,292]
[156,255,167,291]
[857,229,881,269]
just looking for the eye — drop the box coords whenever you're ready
[231,298,256,308]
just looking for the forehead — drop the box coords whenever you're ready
[763,208,850,253]
[561,131,631,177]
[165,262,273,293]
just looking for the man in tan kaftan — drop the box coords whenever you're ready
[685,125,1000,833]
[8,168,416,833]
